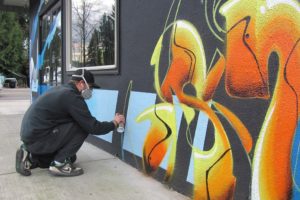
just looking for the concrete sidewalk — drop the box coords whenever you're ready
[0,98,190,200]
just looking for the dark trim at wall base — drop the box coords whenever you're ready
[85,135,193,199]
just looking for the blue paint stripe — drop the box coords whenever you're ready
[160,96,183,169]
[292,121,300,199]
[38,11,61,70]
[85,89,118,143]
[30,0,44,58]
[186,107,210,184]
[122,91,157,156]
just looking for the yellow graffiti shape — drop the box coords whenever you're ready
[150,16,255,199]
[181,104,236,200]
[151,20,207,103]
[136,103,178,180]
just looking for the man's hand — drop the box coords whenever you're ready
[113,113,125,127]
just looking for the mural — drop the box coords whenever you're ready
[29,0,61,95]
[137,0,300,199]
[29,0,44,93]
[29,0,300,199]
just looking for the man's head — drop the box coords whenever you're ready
[71,69,100,99]
[71,69,100,88]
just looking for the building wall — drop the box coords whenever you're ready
[29,0,300,199]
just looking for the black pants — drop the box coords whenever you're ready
[24,122,88,164]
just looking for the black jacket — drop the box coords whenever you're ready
[21,82,115,143]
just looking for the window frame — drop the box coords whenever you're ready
[65,0,119,74]
[38,1,63,86]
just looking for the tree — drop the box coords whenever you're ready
[17,10,30,86]
[86,2,115,67]
[87,29,102,66]
[0,11,24,76]
[72,0,96,67]
[98,12,114,65]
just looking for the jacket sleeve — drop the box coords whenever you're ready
[66,94,116,135]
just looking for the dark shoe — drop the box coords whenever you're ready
[49,162,83,177]
[29,153,77,169]
[15,145,32,176]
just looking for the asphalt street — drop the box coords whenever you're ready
[0,88,30,115]
[0,88,30,100]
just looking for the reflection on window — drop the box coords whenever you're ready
[71,0,115,69]
[39,4,62,86]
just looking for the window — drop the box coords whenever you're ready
[66,0,118,72]
[39,2,62,86]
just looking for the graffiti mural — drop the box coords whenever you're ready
[28,0,300,199]
[29,0,45,93]
[29,0,62,96]
[137,0,300,199]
